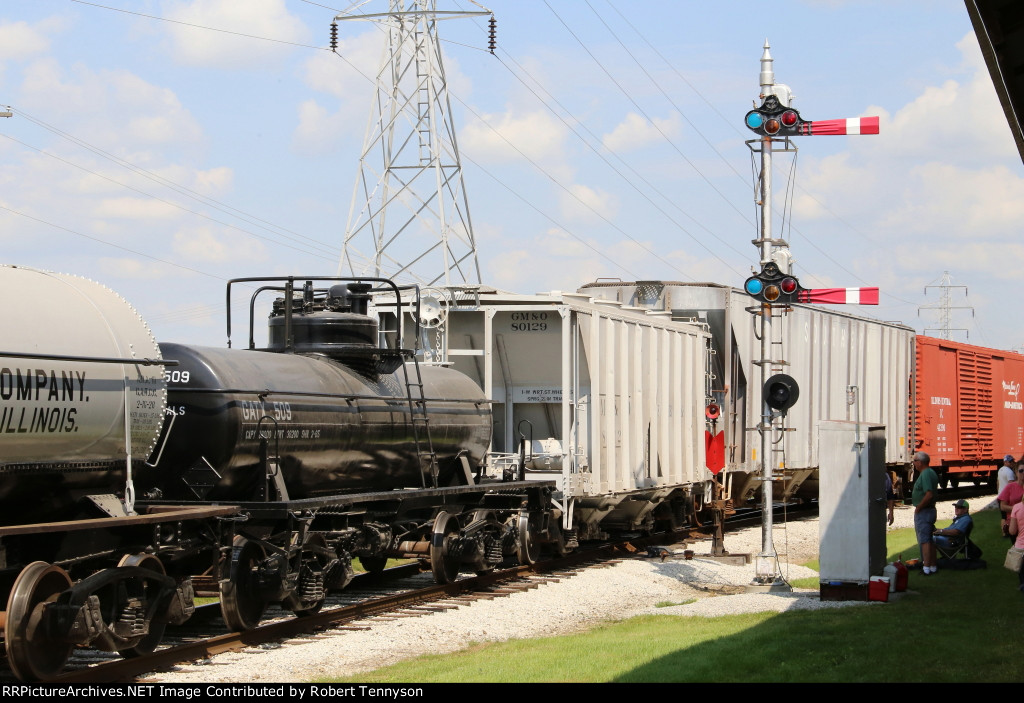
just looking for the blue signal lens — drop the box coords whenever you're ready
[746,112,764,130]
[745,278,764,296]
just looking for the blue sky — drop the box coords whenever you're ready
[0,0,1019,350]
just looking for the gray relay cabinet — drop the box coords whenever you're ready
[818,421,888,584]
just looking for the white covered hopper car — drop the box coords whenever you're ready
[578,281,916,503]
[391,286,717,542]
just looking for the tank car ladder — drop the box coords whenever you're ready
[402,357,440,488]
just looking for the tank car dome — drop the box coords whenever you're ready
[265,282,409,376]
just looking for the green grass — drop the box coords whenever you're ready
[788,576,819,589]
[316,509,1024,683]
[654,599,698,608]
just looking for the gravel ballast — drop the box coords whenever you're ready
[149,491,996,683]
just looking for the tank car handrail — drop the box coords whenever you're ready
[168,386,493,404]
[225,276,410,351]
[0,350,177,366]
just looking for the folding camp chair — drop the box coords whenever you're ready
[935,521,982,563]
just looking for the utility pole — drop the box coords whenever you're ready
[333,0,491,287]
[742,41,879,591]
[919,271,972,341]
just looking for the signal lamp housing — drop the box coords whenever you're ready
[743,263,803,304]
[764,373,800,416]
[744,95,806,137]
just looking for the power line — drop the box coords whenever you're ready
[69,0,328,50]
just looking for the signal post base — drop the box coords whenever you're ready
[745,579,792,594]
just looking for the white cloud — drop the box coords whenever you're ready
[878,162,1024,236]
[0,19,53,61]
[97,257,175,280]
[857,32,1010,166]
[293,99,347,154]
[485,228,716,293]
[94,197,179,220]
[559,183,617,222]
[192,166,233,195]
[302,30,379,100]
[172,226,267,263]
[461,109,568,164]
[791,28,1024,290]
[161,0,309,69]
[602,112,682,152]
[18,59,204,152]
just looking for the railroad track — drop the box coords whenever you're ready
[5,504,827,684]
[39,531,696,684]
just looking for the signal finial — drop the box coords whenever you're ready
[759,40,774,96]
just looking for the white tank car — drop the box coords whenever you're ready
[0,265,166,523]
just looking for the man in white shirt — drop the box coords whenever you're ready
[999,454,1016,494]
[999,454,1017,537]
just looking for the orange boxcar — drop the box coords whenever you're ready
[914,335,1024,484]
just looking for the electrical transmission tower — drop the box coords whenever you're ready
[334,0,492,286]
[919,271,973,340]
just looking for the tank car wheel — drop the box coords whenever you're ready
[516,511,541,566]
[358,556,389,574]
[220,536,268,632]
[5,561,74,682]
[430,511,462,584]
[115,553,168,658]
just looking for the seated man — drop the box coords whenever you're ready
[933,499,973,553]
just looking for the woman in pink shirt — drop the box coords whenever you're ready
[998,465,1024,536]
[1008,500,1024,592]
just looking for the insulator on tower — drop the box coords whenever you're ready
[488,15,496,54]
[330,22,338,52]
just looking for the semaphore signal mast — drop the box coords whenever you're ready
[740,41,879,590]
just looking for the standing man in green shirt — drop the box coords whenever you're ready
[911,451,939,574]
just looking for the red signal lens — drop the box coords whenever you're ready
[781,111,798,127]
[780,277,797,294]
[764,119,781,135]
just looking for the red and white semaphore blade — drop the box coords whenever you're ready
[799,116,879,136]
[797,287,879,305]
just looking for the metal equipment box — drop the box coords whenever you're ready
[818,422,887,587]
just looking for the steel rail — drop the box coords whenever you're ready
[49,533,689,684]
